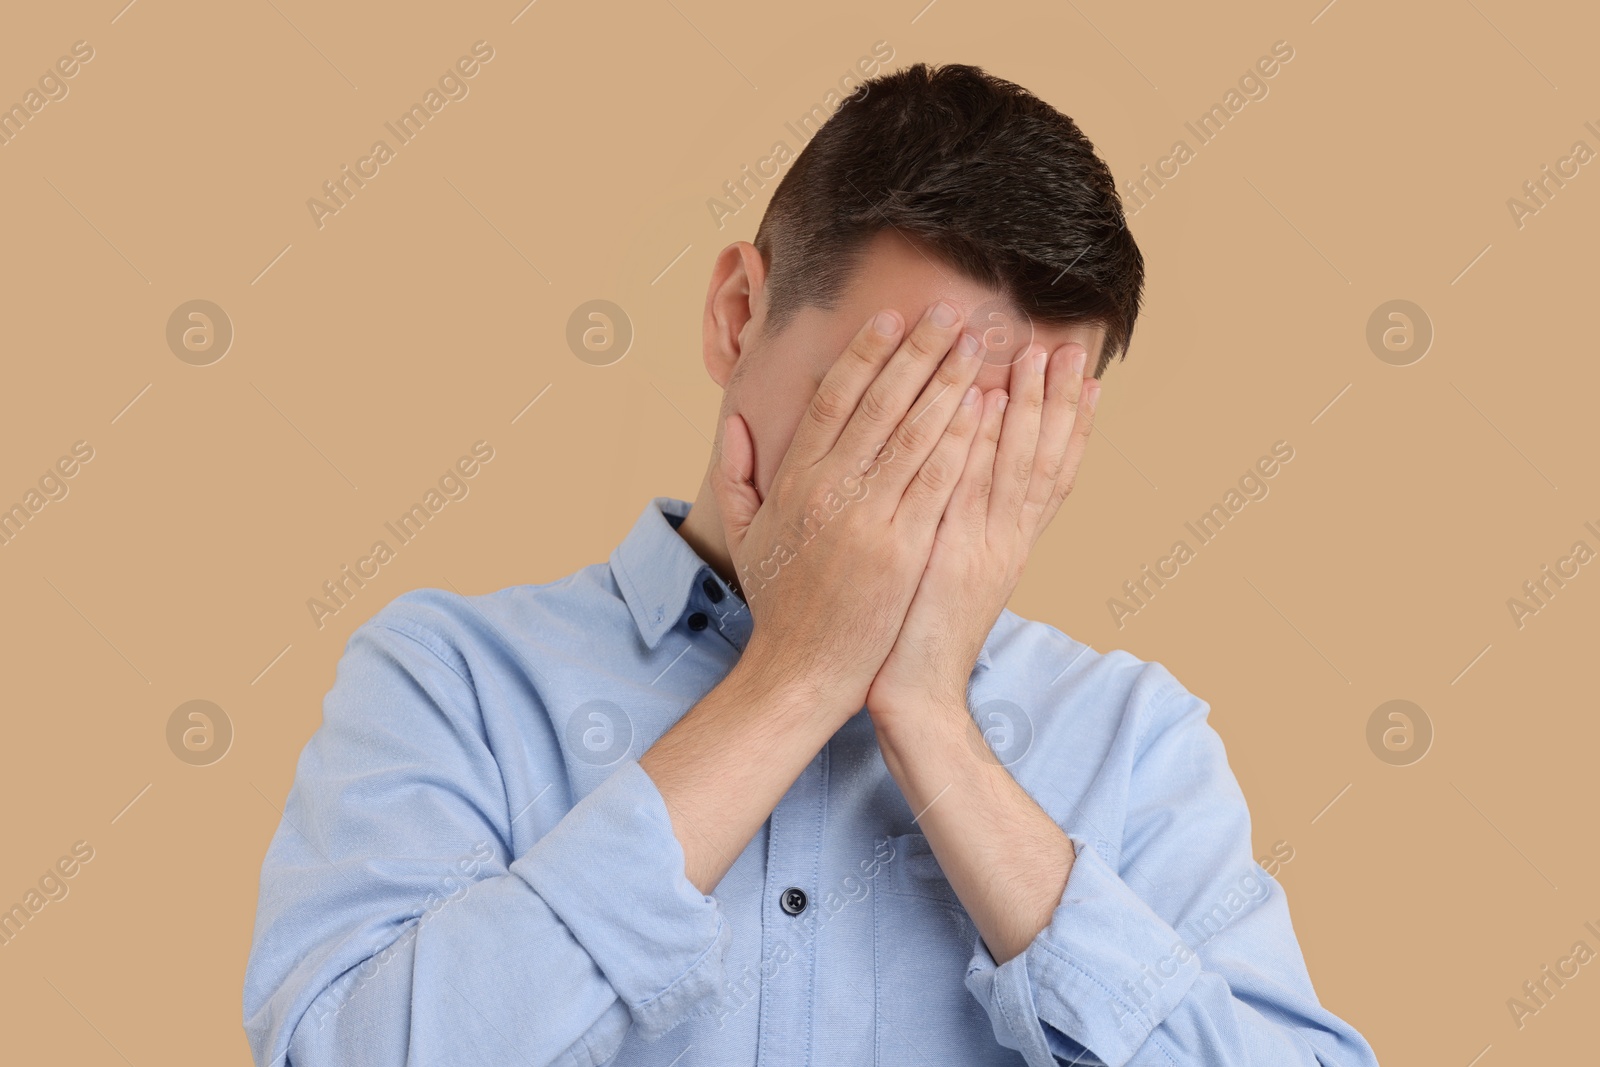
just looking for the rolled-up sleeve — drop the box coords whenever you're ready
[963,684,1380,1067]
[243,618,728,1067]
[516,760,732,1038]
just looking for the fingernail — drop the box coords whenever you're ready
[1032,346,1048,375]
[957,331,981,358]
[997,392,1009,412]
[931,300,959,327]
[874,310,900,336]
[1071,346,1087,376]
[1085,379,1101,405]
[963,384,979,406]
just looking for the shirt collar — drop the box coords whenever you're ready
[609,495,992,669]
[610,497,711,650]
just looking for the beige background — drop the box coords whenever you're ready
[1,0,1596,1063]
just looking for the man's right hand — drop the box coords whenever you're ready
[711,300,987,718]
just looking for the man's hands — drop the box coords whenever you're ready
[866,338,1101,724]
[711,301,989,719]
[644,301,991,892]
[712,300,1101,725]
[641,300,1097,896]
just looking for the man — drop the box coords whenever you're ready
[245,64,1379,1066]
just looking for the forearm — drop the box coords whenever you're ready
[641,643,858,893]
[873,700,1075,964]
[247,615,739,1067]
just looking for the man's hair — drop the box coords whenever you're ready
[753,62,1143,378]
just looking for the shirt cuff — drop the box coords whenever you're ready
[514,759,730,1041]
[964,833,1202,1067]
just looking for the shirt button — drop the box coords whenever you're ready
[701,577,725,603]
[780,887,808,916]
[687,612,709,631]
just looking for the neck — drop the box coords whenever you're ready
[676,471,740,594]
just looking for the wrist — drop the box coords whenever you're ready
[868,673,969,728]
[870,691,971,757]
[728,636,865,727]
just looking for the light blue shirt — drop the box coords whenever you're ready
[244,496,1378,1066]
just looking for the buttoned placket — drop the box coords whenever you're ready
[754,723,827,1066]
[679,566,830,1065]
[697,570,752,654]
[685,569,828,1065]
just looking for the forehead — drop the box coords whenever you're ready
[783,229,1104,381]
[835,228,1019,327]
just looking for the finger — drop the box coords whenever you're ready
[871,325,987,497]
[709,413,760,556]
[894,381,984,530]
[1020,343,1087,538]
[944,387,1008,539]
[1037,376,1100,534]
[989,340,1048,529]
[784,308,906,470]
[833,299,967,463]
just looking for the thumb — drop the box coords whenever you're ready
[711,412,760,555]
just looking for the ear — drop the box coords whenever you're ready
[703,241,768,388]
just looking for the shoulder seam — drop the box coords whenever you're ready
[1134,674,1194,752]
[368,620,475,689]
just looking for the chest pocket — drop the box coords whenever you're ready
[872,833,1025,1066]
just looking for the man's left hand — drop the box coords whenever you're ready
[866,340,1099,726]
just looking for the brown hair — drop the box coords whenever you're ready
[754,62,1143,377]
